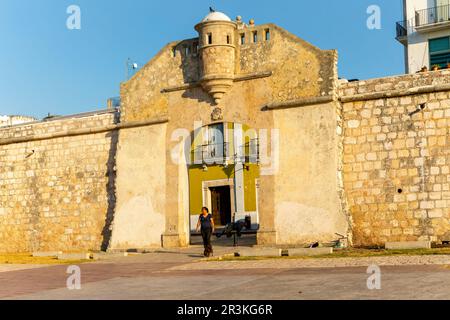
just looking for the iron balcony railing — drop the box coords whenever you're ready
[237,138,260,164]
[415,4,450,28]
[192,142,230,165]
[396,20,408,38]
[191,139,260,166]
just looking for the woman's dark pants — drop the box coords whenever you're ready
[201,227,213,257]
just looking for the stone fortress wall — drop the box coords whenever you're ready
[0,71,449,252]
[339,70,450,246]
[1,13,450,252]
[0,110,119,253]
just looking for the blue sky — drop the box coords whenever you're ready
[0,0,404,118]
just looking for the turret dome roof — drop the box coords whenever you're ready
[201,11,232,22]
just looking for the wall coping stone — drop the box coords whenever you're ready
[262,95,335,111]
[0,108,117,130]
[0,116,169,146]
[340,83,450,103]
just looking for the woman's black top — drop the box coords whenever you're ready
[199,214,213,230]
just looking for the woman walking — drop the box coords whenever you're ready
[196,207,215,257]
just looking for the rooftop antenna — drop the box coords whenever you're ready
[209,6,215,12]
[125,58,139,80]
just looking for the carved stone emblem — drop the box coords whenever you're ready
[211,107,223,121]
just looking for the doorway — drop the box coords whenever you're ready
[210,186,232,226]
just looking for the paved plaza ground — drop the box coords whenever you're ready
[1,239,450,300]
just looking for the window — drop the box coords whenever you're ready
[193,42,199,55]
[207,33,213,45]
[184,46,190,56]
[240,33,245,45]
[193,123,226,165]
[207,123,225,161]
[173,47,177,57]
[436,0,450,22]
[265,29,270,41]
[253,31,258,43]
[429,37,450,68]
[227,35,231,44]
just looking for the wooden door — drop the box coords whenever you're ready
[211,188,222,225]
[210,186,232,226]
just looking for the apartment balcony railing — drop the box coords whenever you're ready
[107,96,121,109]
[396,20,408,39]
[415,4,450,28]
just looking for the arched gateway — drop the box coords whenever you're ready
[188,122,260,237]
[111,10,348,250]
[0,10,354,253]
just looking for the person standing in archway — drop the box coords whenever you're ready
[196,207,215,257]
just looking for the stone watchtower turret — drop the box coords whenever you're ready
[195,11,237,105]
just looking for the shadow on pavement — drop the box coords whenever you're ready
[190,233,257,248]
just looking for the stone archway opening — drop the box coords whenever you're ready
[187,122,260,247]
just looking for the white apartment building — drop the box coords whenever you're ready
[0,115,37,127]
[397,0,450,73]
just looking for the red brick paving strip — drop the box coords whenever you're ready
[0,262,180,299]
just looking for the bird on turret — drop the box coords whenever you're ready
[209,7,215,13]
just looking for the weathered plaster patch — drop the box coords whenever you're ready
[275,201,336,244]
[111,196,165,249]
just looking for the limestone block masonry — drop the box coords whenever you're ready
[1,13,450,253]
[0,111,118,253]
[340,70,450,246]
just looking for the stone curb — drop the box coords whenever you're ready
[288,247,333,256]
[32,251,63,258]
[57,253,92,260]
[235,247,334,258]
[92,252,129,260]
[385,241,432,250]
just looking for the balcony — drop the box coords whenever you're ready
[191,139,260,167]
[237,138,260,164]
[192,142,230,166]
[415,4,450,32]
[107,97,121,109]
[396,20,408,44]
